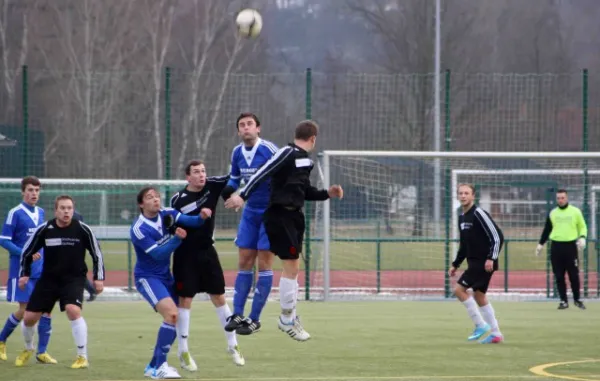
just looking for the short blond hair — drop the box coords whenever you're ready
[457,183,476,195]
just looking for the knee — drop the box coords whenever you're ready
[163,308,178,325]
[238,250,257,271]
[474,292,487,306]
[210,294,226,308]
[453,286,468,301]
[23,312,39,327]
[65,305,81,321]
[257,251,274,271]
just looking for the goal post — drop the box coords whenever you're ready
[313,150,600,301]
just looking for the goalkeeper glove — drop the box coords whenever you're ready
[577,237,586,251]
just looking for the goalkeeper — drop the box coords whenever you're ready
[536,189,587,310]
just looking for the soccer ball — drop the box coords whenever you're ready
[236,8,262,38]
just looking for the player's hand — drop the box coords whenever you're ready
[32,252,41,262]
[535,244,544,256]
[94,280,104,294]
[224,195,244,212]
[448,266,457,277]
[485,259,494,273]
[200,208,212,220]
[18,276,29,290]
[174,227,187,239]
[328,185,344,199]
[577,238,586,251]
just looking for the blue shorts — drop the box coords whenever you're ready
[235,207,270,251]
[6,277,37,303]
[135,277,178,310]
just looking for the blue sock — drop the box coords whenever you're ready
[249,270,273,322]
[0,314,21,342]
[37,315,52,354]
[233,271,254,316]
[153,322,176,367]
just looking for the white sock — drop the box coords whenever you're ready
[177,308,190,354]
[22,324,35,350]
[279,277,297,324]
[462,297,486,328]
[215,304,237,348]
[479,303,501,336]
[70,317,87,358]
[291,281,299,321]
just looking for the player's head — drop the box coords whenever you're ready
[21,176,41,206]
[294,120,319,152]
[556,189,569,207]
[54,195,74,225]
[137,187,161,216]
[457,183,475,208]
[185,159,206,190]
[236,112,261,144]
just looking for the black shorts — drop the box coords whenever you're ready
[263,206,305,260]
[173,246,225,297]
[457,262,496,293]
[26,276,85,313]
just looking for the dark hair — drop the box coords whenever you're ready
[557,188,568,194]
[54,195,74,210]
[185,160,204,176]
[137,187,157,212]
[236,112,260,130]
[295,120,319,140]
[21,176,41,191]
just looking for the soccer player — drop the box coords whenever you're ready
[225,120,343,341]
[0,176,56,364]
[535,189,587,310]
[448,183,504,344]
[221,113,278,335]
[18,195,105,368]
[131,186,210,379]
[170,160,244,370]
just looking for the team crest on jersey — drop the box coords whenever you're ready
[460,222,472,230]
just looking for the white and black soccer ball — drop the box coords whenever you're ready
[236,8,262,38]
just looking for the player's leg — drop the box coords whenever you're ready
[226,210,259,332]
[172,253,198,372]
[453,268,489,340]
[17,277,56,367]
[267,209,310,342]
[59,276,90,369]
[566,244,585,309]
[0,278,27,361]
[550,244,568,308]
[202,248,245,366]
[240,219,275,333]
[26,279,56,364]
[135,277,181,379]
[473,273,503,344]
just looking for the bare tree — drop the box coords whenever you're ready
[0,0,31,122]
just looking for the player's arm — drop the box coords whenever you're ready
[239,146,294,200]
[538,214,552,245]
[207,174,231,197]
[222,148,242,200]
[19,223,47,277]
[451,242,466,269]
[0,215,22,257]
[304,178,330,201]
[131,226,183,261]
[80,222,106,281]
[576,208,588,239]
[163,208,207,228]
[474,209,502,261]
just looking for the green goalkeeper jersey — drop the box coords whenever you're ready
[539,204,587,244]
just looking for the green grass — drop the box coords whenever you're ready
[0,300,598,380]
[1,238,597,273]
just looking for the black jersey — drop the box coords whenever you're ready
[170,175,229,251]
[239,143,329,210]
[20,218,105,280]
[452,204,504,268]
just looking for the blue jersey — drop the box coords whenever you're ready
[130,208,181,280]
[0,202,44,279]
[229,138,277,210]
